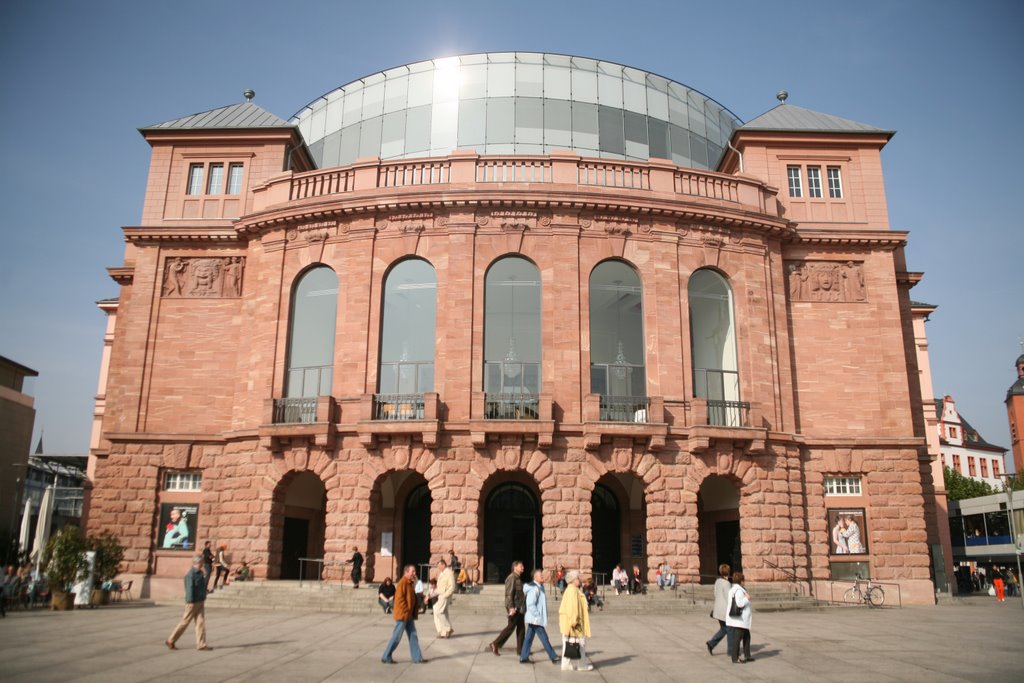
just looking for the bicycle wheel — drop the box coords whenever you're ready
[843,587,860,605]
[866,586,885,607]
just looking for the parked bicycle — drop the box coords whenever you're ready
[844,574,885,607]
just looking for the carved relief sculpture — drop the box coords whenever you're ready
[786,261,866,302]
[162,257,245,298]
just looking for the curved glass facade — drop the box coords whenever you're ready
[292,53,740,170]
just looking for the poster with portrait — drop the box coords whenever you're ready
[828,508,868,555]
[159,503,199,550]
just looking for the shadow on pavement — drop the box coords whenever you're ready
[591,655,635,668]
[217,640,295,649]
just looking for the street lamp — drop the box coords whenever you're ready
[999,474,1024,609]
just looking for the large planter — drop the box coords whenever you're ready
[52,591,76,611]
[89,588,111,607]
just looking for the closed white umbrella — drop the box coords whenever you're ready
[18,497,33,554]
[30,486,55,572]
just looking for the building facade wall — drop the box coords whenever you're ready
[88,121,937,603]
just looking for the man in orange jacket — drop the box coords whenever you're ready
[381,564,427,664]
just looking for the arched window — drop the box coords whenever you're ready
[689,269,741,425]
[285,266,338,398]
[484,257,541,418]
[589,261,646,401]
[379,259,437,397]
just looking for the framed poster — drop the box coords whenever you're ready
[381,532,393,557]
[159,503,199,550]
[828,508,868,555]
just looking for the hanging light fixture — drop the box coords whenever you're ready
[503,275,521,379]
[611,280,628,381]
[613,340,628,380]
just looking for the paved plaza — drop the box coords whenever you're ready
[0,597,1020,682]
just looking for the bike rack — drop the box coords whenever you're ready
[826,578,902,608]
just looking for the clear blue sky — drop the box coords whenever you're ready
[1,0,1021,459]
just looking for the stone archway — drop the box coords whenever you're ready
[481,474,543,583]
[273,470,327,580]
[697,474,741,582]
[591,472,647,585]
[368,470,431,583]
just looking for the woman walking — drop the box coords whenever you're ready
[726,571,753,664]
[705,563,731,655]
[558,570,594,671]
[520,569,560,664]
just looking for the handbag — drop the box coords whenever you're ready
[564,637,582,660]
[729,595,743,618]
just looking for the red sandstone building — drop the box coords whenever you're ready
[87,53,940,603]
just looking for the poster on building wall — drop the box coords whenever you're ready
[381,532,393,557]
[159,503,199,550]
[828,508,868,555]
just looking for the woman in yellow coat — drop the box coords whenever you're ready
[557,570,594,671]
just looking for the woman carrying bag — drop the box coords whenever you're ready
[725,571,754,664]
[558,570,594,671]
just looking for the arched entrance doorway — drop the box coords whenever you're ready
[698,475,741,582]
[367,471,431,582]
[484,482,542,583]
[591,474,647,584]
[402,484,432,576]
[278,471,327,580]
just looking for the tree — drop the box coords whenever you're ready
[999,472,1024,492]
[943,466,995,501]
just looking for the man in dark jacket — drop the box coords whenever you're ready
[489,560,525,656]
[166,555,211,650]
[381,564,426,664]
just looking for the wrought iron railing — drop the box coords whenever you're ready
[484,393,540,420]
[272,397,318,424]
[707,400,750,427]
[373,393,426,420]
[599,396,650,423]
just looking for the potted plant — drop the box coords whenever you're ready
[42,526,89,610]
[87,531,125,606]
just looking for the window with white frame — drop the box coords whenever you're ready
[186,164,204,195]
[164,470,202,491]
[787,165,803,197]
[206,163,224,194]
[226,163,244,194]
[824,475,862,495]
[807,166,822,198]
[827,166,843,198]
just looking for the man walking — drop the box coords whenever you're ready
[166,555,211,651]
[488,560,525,656]
[433,559,456,637]
[381,564,427,664]
[706,563,732,655]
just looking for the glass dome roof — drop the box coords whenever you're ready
[292,52,740,171]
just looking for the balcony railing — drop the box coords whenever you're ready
[374,393,426,420]
[484,393,540,420]
[707,400,750,427]
[272,397,319,424]
[599,396,650,423]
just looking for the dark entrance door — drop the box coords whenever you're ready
[281,516,310,580]
[402,484,432,573]
[715,520,741,572]
[591,484,621,584]
[484,483,541,583]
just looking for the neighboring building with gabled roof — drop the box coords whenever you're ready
[141,101,294,131]
[738,102,894,136]
[935,395,1007,488]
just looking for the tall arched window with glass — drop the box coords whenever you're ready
[279,266,339,423]
[689,269,745,426]
[376,259,437,420]
[589,261,648,422]
[484,257,541,419]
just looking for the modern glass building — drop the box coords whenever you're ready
[292,52,740,169]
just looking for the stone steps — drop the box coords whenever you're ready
[205,581,826,614]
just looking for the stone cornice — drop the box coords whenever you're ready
[793,228,908,248]
[123,226,244,244]
[107,266,134,285]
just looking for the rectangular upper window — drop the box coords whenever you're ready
[993,460,1000,477]
[953,454,961,472]
[226,163,244,195]
[186,164,204,195]
[807,166,822,198]
[968,457,976,477]
[206,163,224,195]
[824,475,862,496]
[980,459,989,477]
[164,470,202,491]
[827,166,843,198]
[787,166,802,198]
